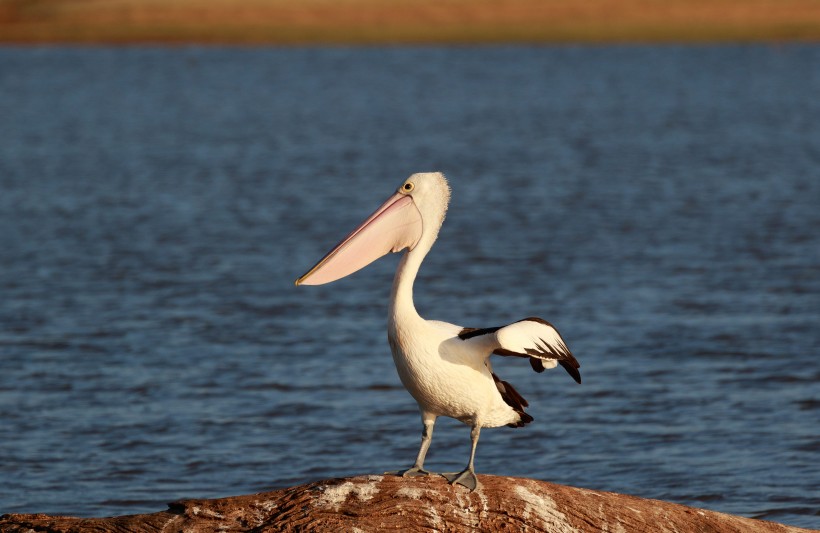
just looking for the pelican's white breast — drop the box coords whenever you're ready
[388,319,518,428]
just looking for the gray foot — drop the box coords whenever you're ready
[442,469,480,491]
[385,466,434,477]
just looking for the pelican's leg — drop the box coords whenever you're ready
[442,425,481,491]
[386,413,437,477]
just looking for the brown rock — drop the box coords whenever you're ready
[1,474,814,532]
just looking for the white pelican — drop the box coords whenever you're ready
[296,172,580,490]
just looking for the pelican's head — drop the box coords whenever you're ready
[295,172,450,286]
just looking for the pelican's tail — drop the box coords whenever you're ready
[492,373,533,428]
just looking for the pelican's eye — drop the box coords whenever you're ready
[401,182,415,193]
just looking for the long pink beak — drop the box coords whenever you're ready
[295,192,423,286]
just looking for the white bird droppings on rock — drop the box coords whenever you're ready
[514,483,576,533]
[316,480,381,510]
[397,486,425,500]
[476,490,490,515]
[422,501,444,529]
[258,500,277,512]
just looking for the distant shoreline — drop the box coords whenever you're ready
[2,0,820,45]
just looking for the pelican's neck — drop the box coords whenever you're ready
[389,235,433,333]
[387,173,450,338]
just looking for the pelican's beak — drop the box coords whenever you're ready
[295,192,423,286]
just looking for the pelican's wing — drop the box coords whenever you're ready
[459,317,581,384]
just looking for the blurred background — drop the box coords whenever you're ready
[2,0,820,44]
[0,1,818,529]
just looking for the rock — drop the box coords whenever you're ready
[1,474,814,532]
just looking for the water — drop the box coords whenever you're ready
[0,46,818,528]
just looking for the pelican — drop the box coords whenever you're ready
[295,172,580,490]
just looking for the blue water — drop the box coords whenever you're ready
[0,46,818,528]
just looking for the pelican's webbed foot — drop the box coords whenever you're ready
[442,468,480,491]
[385,466,434,477]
